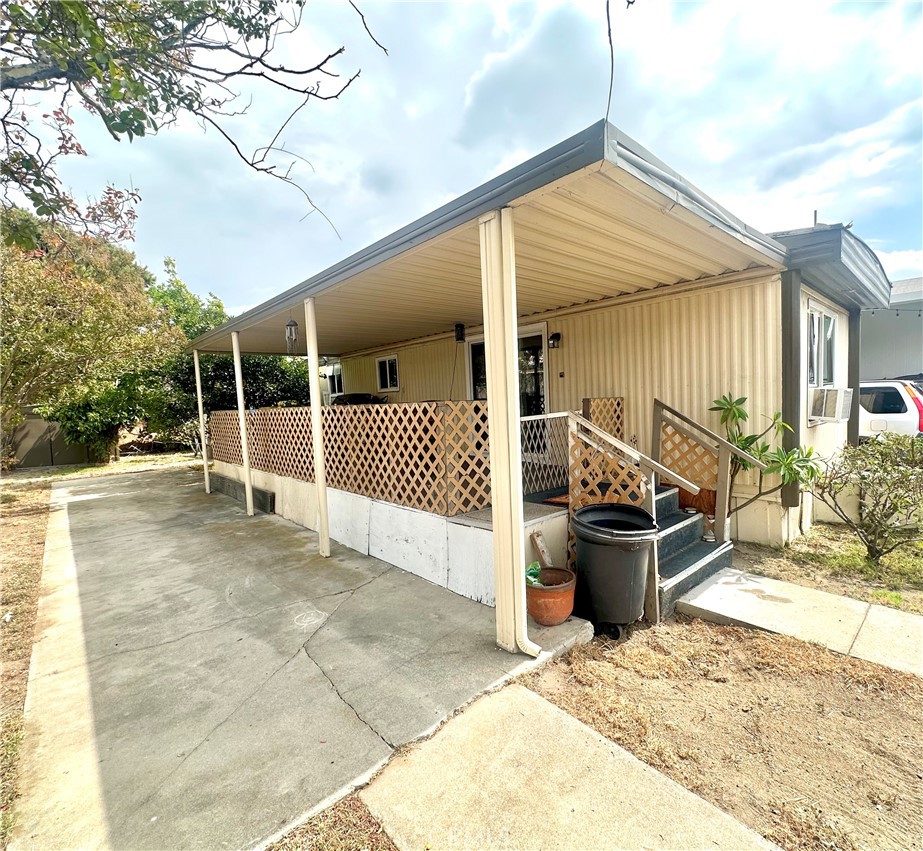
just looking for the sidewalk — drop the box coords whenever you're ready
[359,685,774,850]
[678,568,923,676]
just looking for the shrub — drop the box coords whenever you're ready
[812,434,923,563]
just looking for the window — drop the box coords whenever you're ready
[807,306,837,387]
[859,387,907,415]
[376,355,399,392]
[327,363,343,398]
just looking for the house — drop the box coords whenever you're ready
[190,120,891,654]
[860,276,923,381]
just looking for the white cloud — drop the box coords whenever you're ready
[877,249,923,282]
[36,0,921,310]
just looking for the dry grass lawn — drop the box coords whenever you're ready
[3,451,202,485]
[267,796,396,851]
[525,617,923,851]
[0,480,51,845]
[736,522,923,615]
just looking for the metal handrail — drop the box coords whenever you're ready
[568,411,700,494]
[653,398,768,471]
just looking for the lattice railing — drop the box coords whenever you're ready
[566,418,648,568]
[445,401,491,515]
[208,401,493,517]
[209,409,242,466]
[583,397,625,442]
[521,414,569,495]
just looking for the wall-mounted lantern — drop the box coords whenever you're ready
[285,318,299,355]
[455,323,466,343]
[548,331,562,349]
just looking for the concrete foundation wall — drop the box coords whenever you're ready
[211,460,569,607]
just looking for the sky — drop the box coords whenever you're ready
[54,0,923,315]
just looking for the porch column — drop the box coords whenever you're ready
[231,331,254,516]
[479,207,541,657]
[304,297,330,557]
[192,349,210,494]
[847,309,861,446]
[780,269,802,508]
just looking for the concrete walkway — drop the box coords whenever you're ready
[13,469,590,850]
[360,685,774,850]
[678,568,923,676]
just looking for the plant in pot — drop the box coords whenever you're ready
[525,561,576,626]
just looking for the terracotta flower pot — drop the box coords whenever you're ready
[526,567,576,626]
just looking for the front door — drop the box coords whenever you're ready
[469,332,546,415]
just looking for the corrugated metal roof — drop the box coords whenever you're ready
[190,120,789,355]
[770,225,891,310]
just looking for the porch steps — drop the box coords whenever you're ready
[653,486,734,617]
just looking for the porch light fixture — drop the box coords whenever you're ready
[285,318,299,355]
[454,323,466,343]
[548,332,562,349]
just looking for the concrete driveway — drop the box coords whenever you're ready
[13,469,586,850]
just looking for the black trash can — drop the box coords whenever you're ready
[572,503,659,627]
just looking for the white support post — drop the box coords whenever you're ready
[192,349,210,494]
[305,297,330,557]
[479,207,541,657]
[231,331,254,516]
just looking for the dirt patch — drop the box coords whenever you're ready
[0,480,52,845]
[735,523,923,615]
[267,795,396,851]
[524,618,923,851]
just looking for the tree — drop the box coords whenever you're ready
[0,208,182,456]
[812,434,923,564]
[709,393,821,516]
[1,0,387,247]
[139,259,311,452]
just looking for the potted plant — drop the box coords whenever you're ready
[525,561,576,626]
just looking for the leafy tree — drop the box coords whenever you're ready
[812,434,923,563]
[709,393,821,516]
[1,0,386,247]
[139,259,311,451]
[0,208,182,457]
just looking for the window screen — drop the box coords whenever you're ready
[376,356,398,392]
[859,387,907,415]
[823,315,835,385]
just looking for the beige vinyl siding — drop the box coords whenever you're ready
[342,336,468,402]
[341,275,783,459]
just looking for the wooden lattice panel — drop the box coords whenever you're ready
[322,403,449,514]
[585,398,625,441]
[659,422,718,490]
[566,428,648,568]
[246,407,314,481]
[521,416,569,495]
[208,410,242,466]
[444,401,491,516]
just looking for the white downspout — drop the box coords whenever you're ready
[192,348,210,494]
[479,207,541,657]
[230,331,254,516]
[304,297,331,557]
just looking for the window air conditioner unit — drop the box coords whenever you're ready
[810,387,853,423]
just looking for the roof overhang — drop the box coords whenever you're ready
[770,225,892,311]
[192,119,790,356]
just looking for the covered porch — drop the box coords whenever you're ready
[190,119,788,654]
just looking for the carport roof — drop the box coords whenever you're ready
[192,119,790,356]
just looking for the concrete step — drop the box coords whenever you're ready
[655,510,703,562]
[658,540,734,617]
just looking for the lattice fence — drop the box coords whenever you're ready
[209,402,494,517]
[566,424,648,568]
[248,407,314,481]
[583,397,625,441]
[521,415,569,495]
[444,401,491,515]
[659,421,719,490]
[209,410,242,466]
[322,403,449,514]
